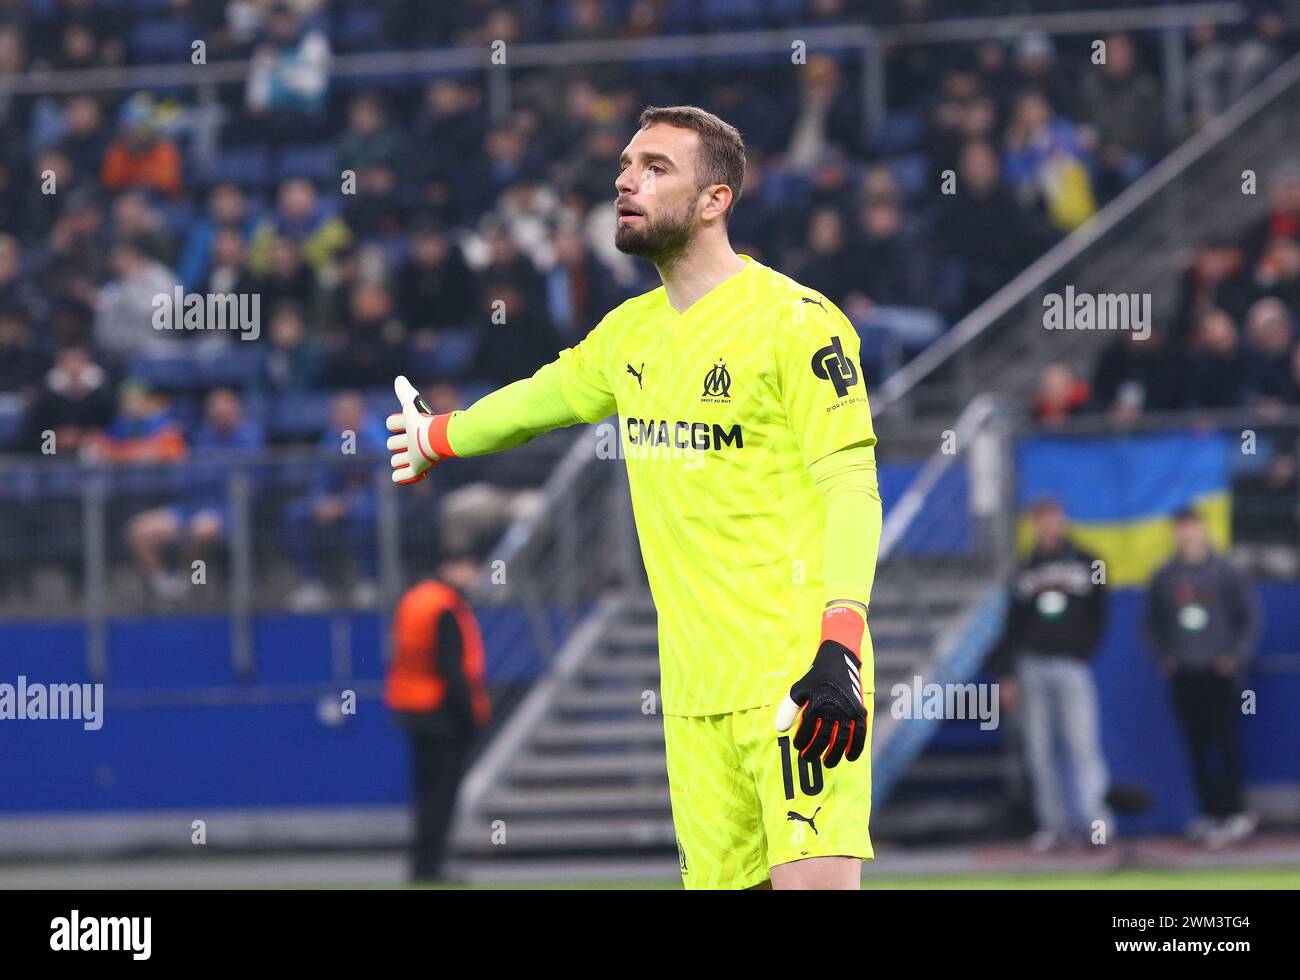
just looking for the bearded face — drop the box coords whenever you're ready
[614,191,700,264]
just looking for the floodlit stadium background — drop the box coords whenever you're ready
[1,0,1299,888]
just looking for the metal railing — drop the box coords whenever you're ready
[0,445,578,682]
[872,395,1018,662]
[476,420,643,650]
[1,450,399,673]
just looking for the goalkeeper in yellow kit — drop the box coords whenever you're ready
[388,106,882,890]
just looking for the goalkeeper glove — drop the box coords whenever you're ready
[387,375,455,484]
[775,606,869,768]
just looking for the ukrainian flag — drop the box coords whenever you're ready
[1016,432,1232,586]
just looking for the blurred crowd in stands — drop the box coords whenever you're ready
[1031,165,1300,573]
[0,1,1298,600]
[1034,166,1300,424]
[2,2,1297,451]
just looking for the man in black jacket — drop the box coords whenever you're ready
[1145,509,1259,846]
[994,497,1111,850]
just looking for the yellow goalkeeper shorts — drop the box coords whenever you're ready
[663,701,874,889]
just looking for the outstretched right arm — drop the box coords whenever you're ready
[388,327,617,483]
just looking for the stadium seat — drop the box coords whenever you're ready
[433,329,477,377]
[864,306,946,355]
[405,328,476,380]
[884,152,932,203]
[130,19,199,63]
[362,236,409,271]
[269,391,337,441]
[203,146,275,190]
[332,72,420,94]
[194,345,265,388]
[873,111,926,155]
[764,0,807,21]
[0,394,26,451]
[855,324,902,383]
[700,0,765,29]
[130,354,205,391]
[660,0,703,34]
[457,382,495,407]
[277,143,338,183]
[165,391,203,435]
[335,8,385,53]
[155,198,198,239]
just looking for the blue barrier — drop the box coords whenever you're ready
[2,588,1294,830]
[0,607,554,813]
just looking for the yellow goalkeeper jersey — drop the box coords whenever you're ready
[545,255,876,716]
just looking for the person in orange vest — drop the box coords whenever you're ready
[385,553,491,882]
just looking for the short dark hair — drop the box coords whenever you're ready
[638,105,745,220]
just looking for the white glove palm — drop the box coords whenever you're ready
[387,375,440,484]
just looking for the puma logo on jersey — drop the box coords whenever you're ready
[627,362,644,388]
[801,296,827,310]
[787,806,822,835]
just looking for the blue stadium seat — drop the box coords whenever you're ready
[277,143,337,182]
[270,391,336,441]
[700,0,765,28]
[404,328,477,380]
[873,111,925,155]
[0,394,25,450]
[855,324,901,381]
[335,8,385,52]
[350,236,401,270]
[333,72,422,94]
[155,198,198,238]
[884,152,931,202]
[243,190,272,215]
[933,257,965,316]
[660,0,702,34]
[363,389,396,426]
[702,50,788,70]
[433,329,476,377]
[130,19,199,63]
[131,354,204,391]
[169,392,203,433]
[407,334,467,380]
[458,382,495,407]
[764,0,806,22]
[204,146,275,190]
[195,345,264,388]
